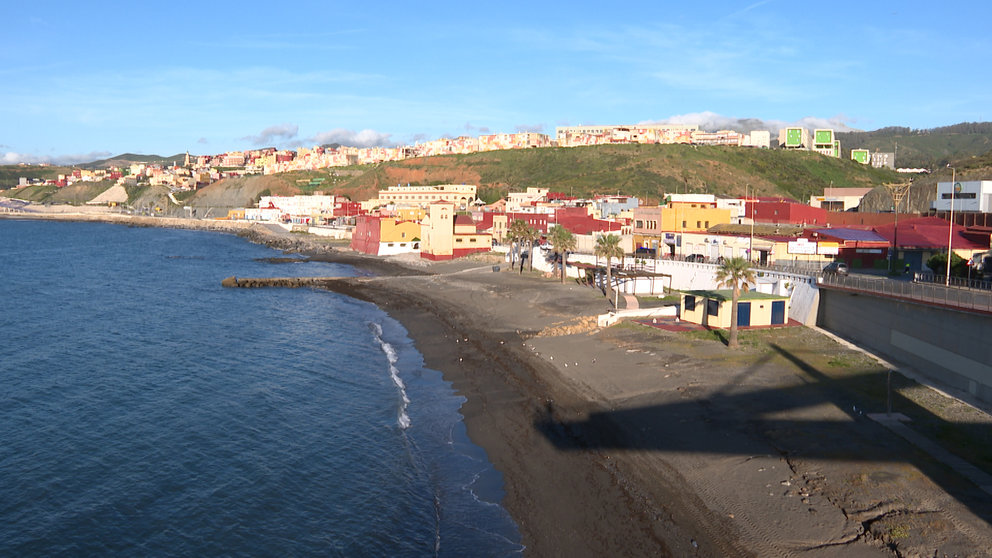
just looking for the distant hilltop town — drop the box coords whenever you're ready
[15,124,901,191]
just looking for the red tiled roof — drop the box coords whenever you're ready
[872,217,988,250]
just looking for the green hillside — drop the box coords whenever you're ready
[329,143,902,204]
[837,123,992,169]
[79,153,187,170]
[0,165,72,189]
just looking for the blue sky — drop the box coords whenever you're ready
[2,0,990,165]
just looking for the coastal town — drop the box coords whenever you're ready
[11,123,905,191]
[4,123,992,557]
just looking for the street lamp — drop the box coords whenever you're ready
[946,165,955,286]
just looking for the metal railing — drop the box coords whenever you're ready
[819,273,992,313]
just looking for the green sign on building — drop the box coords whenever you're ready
[851,149,870,164]
[786,128,803,147]
[814,129,834,146]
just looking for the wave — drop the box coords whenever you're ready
[369,322,411,429]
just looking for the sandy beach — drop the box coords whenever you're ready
[9,211,992,557]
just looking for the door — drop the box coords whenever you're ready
[771,300,785,325]
[737,302,751,327]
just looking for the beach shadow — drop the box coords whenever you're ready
[534,343,992,523]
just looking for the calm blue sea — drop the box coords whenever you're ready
[0,220,521,557]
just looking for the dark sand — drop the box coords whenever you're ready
[11,214,992,557]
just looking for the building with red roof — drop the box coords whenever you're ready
[871,217,989,272]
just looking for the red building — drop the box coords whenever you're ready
[749,200,827,225]
[350,215,381,255]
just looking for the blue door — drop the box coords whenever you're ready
[737,302,751,327]
[771,300,785,325]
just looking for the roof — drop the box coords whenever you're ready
[872,217,989,250]
[684,289,789,301]
[810,228,888,242]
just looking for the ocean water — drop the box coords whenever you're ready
[0,220,521,557]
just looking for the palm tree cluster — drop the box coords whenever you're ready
[507,219,539,272]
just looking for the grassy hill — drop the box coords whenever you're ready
[0,165,72,189]
[322,143,901,204]
[837,123,992,169]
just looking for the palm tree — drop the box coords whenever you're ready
[507,219,534,273]
[715,257,756,349]
[548,225,577,283]
[594,234,625,305]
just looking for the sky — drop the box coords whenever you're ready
[2,0,990,165]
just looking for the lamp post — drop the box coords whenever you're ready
[945,165,955,286]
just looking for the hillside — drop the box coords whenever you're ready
[79,153,187,170]
[6,140,990,216]
[858,148,992,213]
[0,165,72,189]
[316,143,901,204]
[837,122,992,169]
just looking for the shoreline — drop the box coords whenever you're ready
[9,212,992,557]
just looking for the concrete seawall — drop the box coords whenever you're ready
[818,288,992,407]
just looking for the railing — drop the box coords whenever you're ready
[819,273,992,313]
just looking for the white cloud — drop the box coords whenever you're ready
[310,128,394,148]
[465,122,491,134]
[514,123,546,134]
[1,151,112,166]
[241,123,299,146]
[640,111,860,133]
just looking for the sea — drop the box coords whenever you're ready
[0,219,522,557]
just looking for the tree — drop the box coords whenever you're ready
[548,225,577,283]
[594,234,625,305]
[926,251,969,278]
[507,219,535,273]
[715,257,757,349]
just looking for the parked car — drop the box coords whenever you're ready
[822,262,849,276]
[685,254,706,262]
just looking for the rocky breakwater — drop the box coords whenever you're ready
[221,276,352,289]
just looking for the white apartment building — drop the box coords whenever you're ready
[934,180,992,213]
[377,184,478,207]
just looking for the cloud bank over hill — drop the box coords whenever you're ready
[241,124,300,146]
[309,128,395,148]
[640,112,861,133]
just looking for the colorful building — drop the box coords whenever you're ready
[420,203,492,260]
[351,215,422,256]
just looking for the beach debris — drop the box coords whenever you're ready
[690,539,698,549]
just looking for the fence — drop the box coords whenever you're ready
[819,273,992,313]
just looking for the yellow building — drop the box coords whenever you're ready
[420,203,492,260]
[379,184,478,208]
[632,205,733,257]
[681,290,790,329]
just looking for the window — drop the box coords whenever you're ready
[705,221,710,228]
[684,296,696,312]
[696,221,701,228]
[707,299,720,317]
[682,220,687,228]
[456,238,463,243]
[636,220,644,228]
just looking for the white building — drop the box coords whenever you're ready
[809,187,874,211]
[934,180,992,213]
